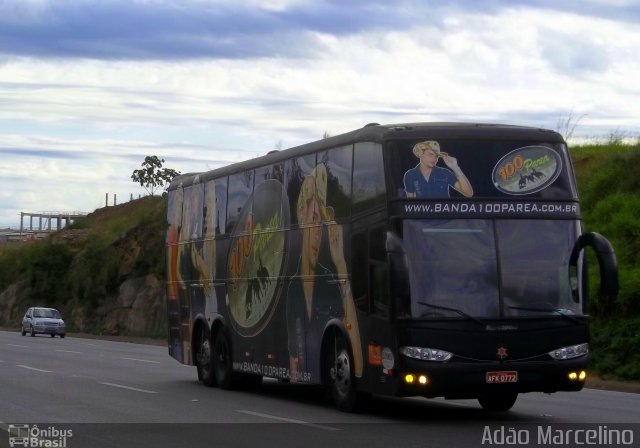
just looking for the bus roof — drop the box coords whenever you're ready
[168,122,565,190]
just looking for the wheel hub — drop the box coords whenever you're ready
[334,350,351,395]
[198,339,211,366]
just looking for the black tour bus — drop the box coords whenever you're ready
[165,122,617,412]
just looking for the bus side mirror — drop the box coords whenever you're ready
[569,232,618,301]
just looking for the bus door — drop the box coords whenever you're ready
[352,222,395,393]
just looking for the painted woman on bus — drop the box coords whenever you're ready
[167,184,184,301]
[403,140,474,198]
[286,164,363,383]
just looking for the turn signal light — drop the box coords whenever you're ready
[404,374,415,384]
[568,370,587,381]
[404,373,429,386]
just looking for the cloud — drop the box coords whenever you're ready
[1,0,640,226]
[0,0,416,61]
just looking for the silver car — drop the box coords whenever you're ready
[21,307,66,338]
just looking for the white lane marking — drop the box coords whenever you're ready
[120,357,161,364]
[99,382,158,394]
[237,410,340,431]
[7,344,28,348]
[16,365,53,373]
[56,349,83,354]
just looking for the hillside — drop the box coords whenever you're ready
[570,142,640,380]
[0,142,639,380]
[0,195,167,337]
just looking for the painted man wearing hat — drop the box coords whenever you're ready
[403,140,474,198]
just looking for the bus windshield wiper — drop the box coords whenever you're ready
[417,301,485,327]
[507,306,581,324]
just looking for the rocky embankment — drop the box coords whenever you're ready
[0,196,167,337]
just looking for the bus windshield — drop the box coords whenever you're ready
[400,219,582,319]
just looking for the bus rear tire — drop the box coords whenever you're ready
[196,330,217,387]
[326,334,369,412]
[213,327,236,390]
[478,393,518,412]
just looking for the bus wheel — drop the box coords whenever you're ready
[213,327,235,390]
[196,331,217,387]
[478,393,518,412]
[327,334,368,412]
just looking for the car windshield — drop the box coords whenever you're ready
[33,309,60,318]
[399,219,582,319]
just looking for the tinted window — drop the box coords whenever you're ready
[182,183,204,241]
[203,181,216,239]
[285,153,316,225]
[215,178,227,235]
[317,145,353,219]
[351,230,368,312]
[255,163,284,184]
[387,140,575,200]
[353,142,386,214]
[227,171,254,234]
[402,219,500,318]
[499,220,579,316]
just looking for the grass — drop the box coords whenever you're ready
[570,142,640,379]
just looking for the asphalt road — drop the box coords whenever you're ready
[1,330,639,448]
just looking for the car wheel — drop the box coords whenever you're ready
[21,327,26,336]
[212,327,237,390]
[478,393,518,412]
[60,334,65,339]
[51,334,55,338]
[30,325,35,337]
[326,333,369,412]
[196,330,217,387]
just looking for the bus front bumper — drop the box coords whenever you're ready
[396,356,588,399]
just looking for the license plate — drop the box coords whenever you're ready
[486,371,518,383]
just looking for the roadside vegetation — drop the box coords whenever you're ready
[570,141,640,380]
[0,196,166,335]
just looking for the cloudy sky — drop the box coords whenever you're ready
[1,0,639,227]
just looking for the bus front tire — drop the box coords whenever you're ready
[326,334,369,412]
[197,331,217,387]
[478,393,518,412]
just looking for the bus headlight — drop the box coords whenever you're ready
[400,346,453,362]
[549,343,589,360]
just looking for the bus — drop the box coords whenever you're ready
[165,122,618,412]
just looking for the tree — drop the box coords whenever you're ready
[131,155,181,196]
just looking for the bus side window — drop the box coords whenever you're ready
[215,177,228,236]
[226,170,254,234]
[353,142,386,215]
[352,229,368,313]
[285,153,316,226]
[317,145,353,219]
[370,226,389,317]
[351,225,389,316]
